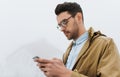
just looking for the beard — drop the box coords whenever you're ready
[63,31,72,40]
[64,21,79,40]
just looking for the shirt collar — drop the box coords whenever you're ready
[73,31,88,45]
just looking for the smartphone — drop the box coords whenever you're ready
[33,56,39,59]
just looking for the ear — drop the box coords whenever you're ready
[75,13,82,22]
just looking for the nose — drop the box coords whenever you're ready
[60,26,66,31]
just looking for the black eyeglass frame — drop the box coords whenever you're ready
[57,15,73,30]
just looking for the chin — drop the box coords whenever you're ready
[67,37,72,40]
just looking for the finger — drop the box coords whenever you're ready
[52,58,62,62]
[44,71,53,77]
[37,63,52,69]
[52,57,58,60]
[37,63,45,67]
[39,67,46,71]
[37,63,45,69]
[52,58,63,65]
[35,58,52,63]
[38,63,47,68]
[44,71,50,77]
[40,67,47,72]
[37,62,40,66]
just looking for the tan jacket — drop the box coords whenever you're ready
[63,27,120,77]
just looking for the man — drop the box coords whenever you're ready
[34,2,120,77]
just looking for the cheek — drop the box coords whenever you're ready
[66,21,77,33]
[66,27,74,34]
[69,24,76,32]
[71,25,79,36]
[66,24,74,32]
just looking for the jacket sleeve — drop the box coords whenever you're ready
[71,38,120,77]
[97,38,120,77]
[71,71,88,77]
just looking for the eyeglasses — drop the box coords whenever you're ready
[57,16,72,30]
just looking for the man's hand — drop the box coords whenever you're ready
[34,58,72,77]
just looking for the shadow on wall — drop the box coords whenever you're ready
[1,39,63,77]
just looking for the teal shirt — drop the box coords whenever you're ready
[66,32,88,70]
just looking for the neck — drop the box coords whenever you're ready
[74,25,86,41]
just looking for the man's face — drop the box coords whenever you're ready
[57,12,79,40]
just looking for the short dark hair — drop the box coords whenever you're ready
[55,2,84,21]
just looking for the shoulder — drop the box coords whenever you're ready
[90,35,117,50]
[95,35,114,44]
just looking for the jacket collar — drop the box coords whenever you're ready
[63,27,106,69]
[72,27,106,70]
[73,32,88,46]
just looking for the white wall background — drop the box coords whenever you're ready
[0,0,120,77]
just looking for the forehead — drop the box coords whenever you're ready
[57,12,71,23]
